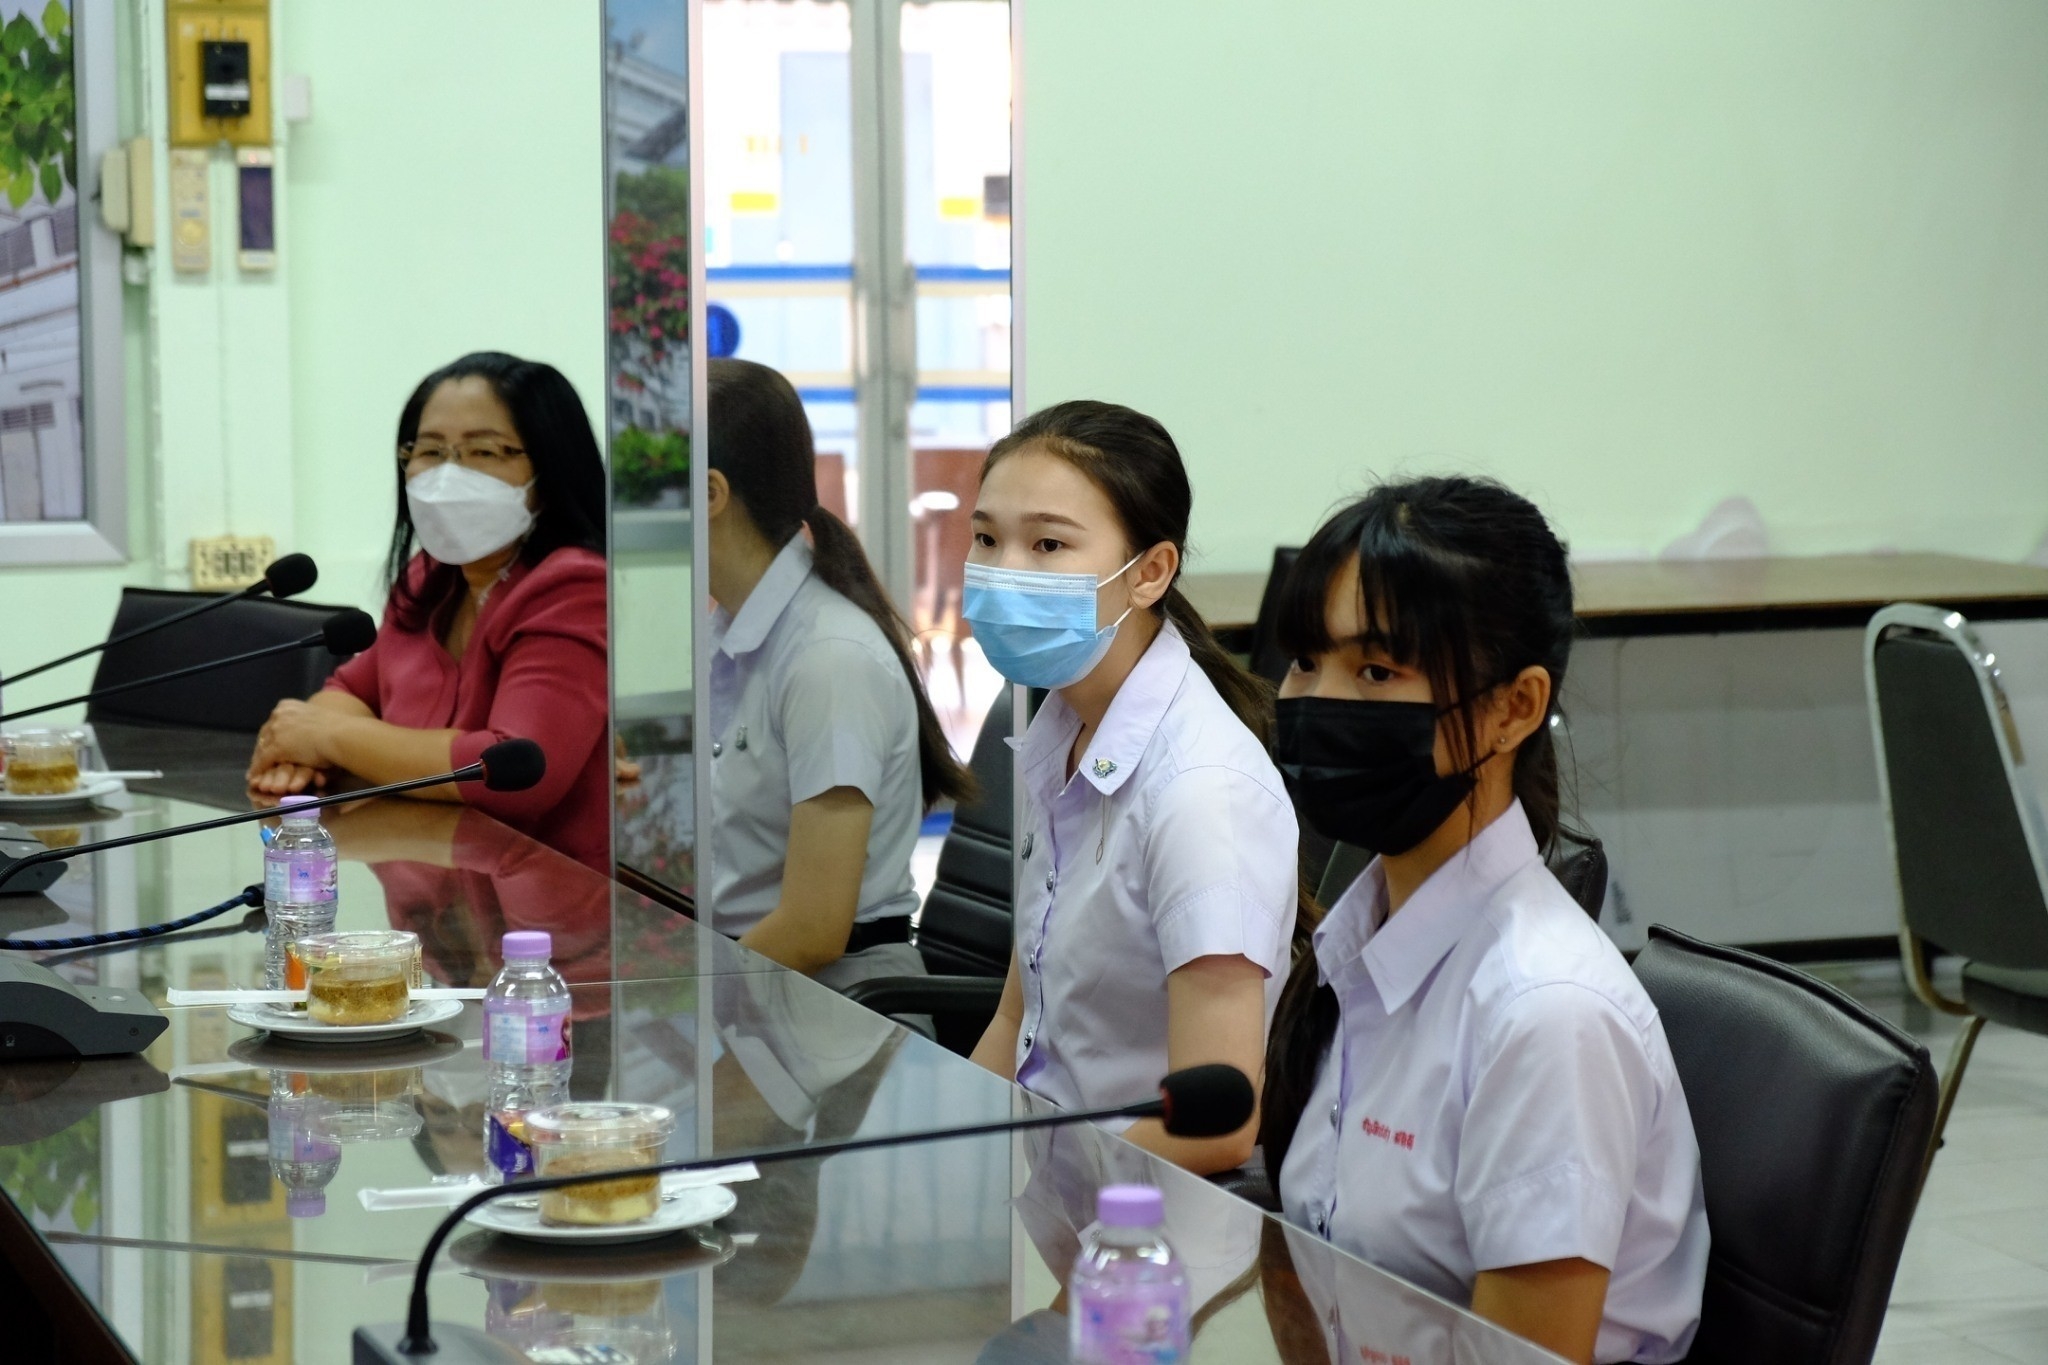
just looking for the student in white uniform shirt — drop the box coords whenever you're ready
[703,359,976,988]
[1262,478,1708,1365]
[964,400,1299,1176]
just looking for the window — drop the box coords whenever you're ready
[0,1,126,563]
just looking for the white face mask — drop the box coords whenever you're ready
[405,462,536,566]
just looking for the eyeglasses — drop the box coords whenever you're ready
[398,440,529,474]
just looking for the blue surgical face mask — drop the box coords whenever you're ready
[962,553,1143,689]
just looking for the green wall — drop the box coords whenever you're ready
[280,0,606,613]
[1,0,609,719]
[1020,1,2048,569]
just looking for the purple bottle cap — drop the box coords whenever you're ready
[502,931,552,960]
[278,794,320,817]
[286,1190,326,1218]
[1097,1183,1164,1228]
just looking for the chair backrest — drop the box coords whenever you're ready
[915,686,1016,978]
[1246,546,1302,686]
[85,589,356,733]
[1316,831,1609,920]
[1634,926,1935,1365]
[1865,604,2048,970]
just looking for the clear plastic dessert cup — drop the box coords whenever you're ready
[527,1102,676,1226]
[295,930,420,1026]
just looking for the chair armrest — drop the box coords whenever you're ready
[1207,1153,1281,1211]
[842,973,1005,1020]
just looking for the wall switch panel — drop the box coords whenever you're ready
[190,534,275,591]
[168,148,209,274]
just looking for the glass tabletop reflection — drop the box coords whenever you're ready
[6,788,766,998]
[1,908,1564,1364]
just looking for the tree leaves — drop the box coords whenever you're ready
[0,1116,101,1233]
[0,2,73,211]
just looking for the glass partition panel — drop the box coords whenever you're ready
[609,0,701,906]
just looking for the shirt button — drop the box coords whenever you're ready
[711,742,722,757]
[1044,872,1054,893]
[1022,1030,1034,1049]
[1329,1102,1341,1129]
[1022,833,1034,859]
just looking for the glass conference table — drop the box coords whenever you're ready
[0,789,1561,1364]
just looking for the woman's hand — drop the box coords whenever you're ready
[247,762,325,797]
[250,699,344,774]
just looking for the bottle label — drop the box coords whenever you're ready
[264,849,336,905]
[484,1000,571,1065]
[486,1111,536,1179]
[1073,1286,1191,1365]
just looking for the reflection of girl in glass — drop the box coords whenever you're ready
[246,353,611,872]
[704,359,974,986]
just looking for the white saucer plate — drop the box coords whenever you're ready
[0,776,126,812]
[226,996,465,1044]
[464,1181,738,1245]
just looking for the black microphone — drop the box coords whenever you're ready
[0,609,377,724]
[0,737,546,895]
[353,1065,1257,1363]
[0,554,321,688]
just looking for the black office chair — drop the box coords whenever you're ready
[1246,546,1302,686]
[843,686,1017,1054]
[85,587,356,733]
[1864,602,2048,1188]
[1635,925,1935,1365]
[1317,828,1610,920]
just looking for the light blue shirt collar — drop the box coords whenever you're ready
[712,536,813,659]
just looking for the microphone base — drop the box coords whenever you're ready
[353,1322,528,1364]
[0,825,66,897]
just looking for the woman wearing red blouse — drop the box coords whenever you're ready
[246,352,611,872]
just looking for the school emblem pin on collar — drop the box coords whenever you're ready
[1092,758,1117,778]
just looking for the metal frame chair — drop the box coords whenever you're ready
[1863,602,2048,1192]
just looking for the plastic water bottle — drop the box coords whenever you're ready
[483,930,573,1182]
[1070,1184,1191,1365]
[264,795,337,990]
[267,1071,341,1219]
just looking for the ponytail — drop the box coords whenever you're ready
[1161,585,1276,744]
[803,505,977,809]
[1259,946,1339,1199]
[708,358,975,812]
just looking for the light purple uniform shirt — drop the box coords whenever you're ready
[1010,622,1298,1114]
[1278,801,1708,1365]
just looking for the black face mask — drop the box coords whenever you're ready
[1274,696,1479,856]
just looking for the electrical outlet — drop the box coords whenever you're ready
[190,535,275,591]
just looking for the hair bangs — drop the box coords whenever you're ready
[1273,511,1359,663]
[1350,506,1489,688]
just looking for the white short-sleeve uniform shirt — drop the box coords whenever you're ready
[1011,622,1298,1114]
[1277,802,1708,1365]
[706,536,921,936]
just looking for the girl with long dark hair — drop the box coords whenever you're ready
[703,359,974,986]
[247,352,610,871]
[964,400,1298,1176]
[1263,477,1706,1364]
